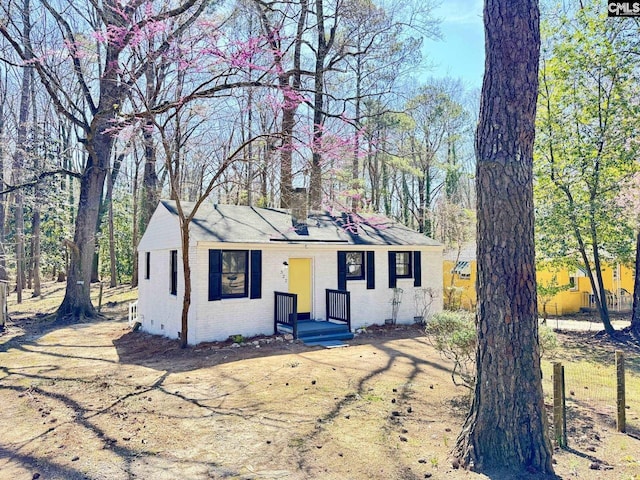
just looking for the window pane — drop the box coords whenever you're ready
[395,252,411,277]
[346,251,364,279]
[223,251,246,273]
[170,250,178,295]
[348,264,363,277]
[222,273,246,295]
[221,251,248,297]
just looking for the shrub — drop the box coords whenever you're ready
[539,324,558,358]
[425,311,476,388]
[426,311,558,389]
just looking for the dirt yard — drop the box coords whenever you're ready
[1,283,640,480]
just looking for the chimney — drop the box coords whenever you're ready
[291,187,309,235]
[291,187,308,225]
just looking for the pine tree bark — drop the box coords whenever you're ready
[454,0,554,474]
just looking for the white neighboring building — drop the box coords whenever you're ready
[137,199,443,345]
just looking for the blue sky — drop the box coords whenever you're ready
[423,0,485,89]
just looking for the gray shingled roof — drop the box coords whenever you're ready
[160,200,441,247]
[443,240,476,261]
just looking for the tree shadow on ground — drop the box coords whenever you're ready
[554,330,640,374]
[112,323,431,374]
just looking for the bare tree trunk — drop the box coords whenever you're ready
[131,149,141,288]
[57,112,115,319]
[0,66,8,282]
[454,0,554,474]
[179,221,192,348]
[257,0,307,209]
[31,206,41,296]
[631,229,640,333]
[351,54,362,211]
[12,0,34,304]
[590,217,612,332]
[30,73,41,297]
[141,119,160,234]
[107,165,117,287]
[309,0,336,209]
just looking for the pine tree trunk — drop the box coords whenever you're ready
[454,0,554,474]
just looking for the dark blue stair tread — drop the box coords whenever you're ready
[298,327,350,336]
[304,340,349,348]
[299,333,354,343]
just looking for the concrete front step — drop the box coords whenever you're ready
[304,339,349,348]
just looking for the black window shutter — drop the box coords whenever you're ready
[208,249,222,301]
[250,250,262,299]
[366,251,375,289]
[414,251,422,287]
[388,251,397,288]
[337,251,347,291]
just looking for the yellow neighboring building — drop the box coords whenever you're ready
[443,242,477,311]
[443,242,635,315]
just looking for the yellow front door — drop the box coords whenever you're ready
[289,258,312,317]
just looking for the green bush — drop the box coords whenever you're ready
[426,311,558,389]
[539,324,558,358]
[425,311,476,388]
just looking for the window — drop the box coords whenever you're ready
[452,261,471,280]
[338,251,374,290]
[388,251,421,288]
[209,249,261,301]
[170,250,178,295]
[395,251,412,278]
[221,250,248,298]
[345,252,365,280]
[145,252,150,280]
[568,275,577,291]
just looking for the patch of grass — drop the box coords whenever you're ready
[288,437,305,448]
[363,393,383,402]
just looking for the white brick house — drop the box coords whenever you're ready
[137,200,443,345]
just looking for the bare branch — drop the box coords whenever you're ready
[0,169,81,196]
